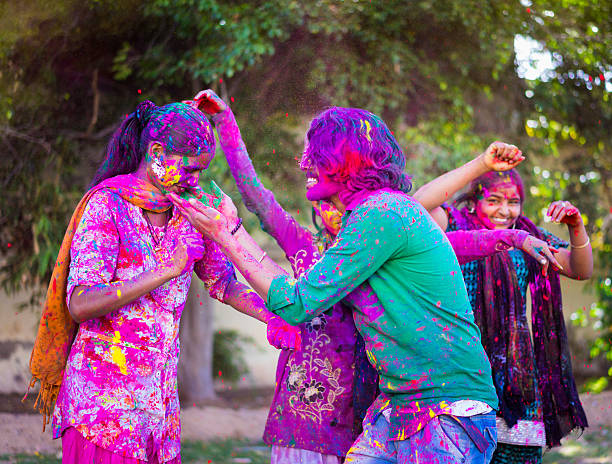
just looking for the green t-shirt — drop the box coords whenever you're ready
[267,190,498,423]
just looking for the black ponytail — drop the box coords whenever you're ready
[89,101,157,188]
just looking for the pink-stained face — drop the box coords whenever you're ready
[474,182,522,230]
[304,166,344,203]
[313,200,342,236]
[148,152,213,194]
[305,168,342,235]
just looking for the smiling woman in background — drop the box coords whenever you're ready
[414,146,593,464]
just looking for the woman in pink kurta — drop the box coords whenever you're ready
[53,187,235,462]
[46,100,299,463]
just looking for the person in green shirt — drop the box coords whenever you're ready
[170,107,558,464]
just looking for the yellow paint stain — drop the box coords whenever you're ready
[429,409,436,418]
[110,330,128,375]
[160,165,182,187]
[117,289,121,298]
[360,119,373,141]
[215,214,221,220]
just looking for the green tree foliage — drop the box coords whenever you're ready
[212,329,256,383]
[0,1,610,380]
[0,0,300,297]
[515,1,612,388]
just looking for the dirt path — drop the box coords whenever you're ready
[1,392,610,456]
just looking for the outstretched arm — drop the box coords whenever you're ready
[447,229,561,274]
[194,236,300,350]
[413,142,524,213]
[192,90,312,257]
[170,192,402,324]
[222,277,301,349]
[172,193,289,300]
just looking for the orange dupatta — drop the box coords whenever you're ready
[26,174,171,430]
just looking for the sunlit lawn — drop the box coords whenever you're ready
[0,439,271,464]
[543,426,612,464]
[1,430,609,464]
[181,439,271,464]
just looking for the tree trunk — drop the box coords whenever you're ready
[178,278,216,403]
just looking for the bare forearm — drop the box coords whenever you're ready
[214,108,299,246]
[213,109,265,212]
[233,226,286,275]
[448,229,528,264]
[222,278,276,323]
[221,238,288,301]
[69,266,176,322]
[413,156,489,211]
[566,225,593,279]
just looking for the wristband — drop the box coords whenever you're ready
[570,237,590,249]
[230,218,243,235]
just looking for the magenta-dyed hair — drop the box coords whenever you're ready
[300,107,412,202]
[455,169,525,208]
[90,101,215,187]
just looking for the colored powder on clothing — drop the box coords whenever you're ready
[110,331,127,375]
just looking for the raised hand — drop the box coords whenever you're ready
[209,181,239,223]
[193,89,228,116]
[480,141,524,171]
[169,192,235,244]
[167,232,205,277]
[266,315,302,350]
[179,182,239,226]
[547,200,582,227]
[516,233,562,275]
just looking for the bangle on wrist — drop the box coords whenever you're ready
[257,251,267,263]
[570,237,590,249]
[230,218,243,235]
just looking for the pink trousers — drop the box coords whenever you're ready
[62,427,181,464]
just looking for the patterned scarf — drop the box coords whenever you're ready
[26,174,171,430]
[448,206,587,447]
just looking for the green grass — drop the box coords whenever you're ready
[1,431,610,464]
[182,439,271,464]
[0,453,60,464]
[0,440,271,464]
[543,427,612,464]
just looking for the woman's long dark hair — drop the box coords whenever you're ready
[90,100,215,188]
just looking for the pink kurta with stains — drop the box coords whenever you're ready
[52,189,234,462]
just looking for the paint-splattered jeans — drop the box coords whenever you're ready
[345,411,497,464]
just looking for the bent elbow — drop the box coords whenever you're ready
[577,269,593,281]
[569,266,593,281]
[68,299,87,323]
